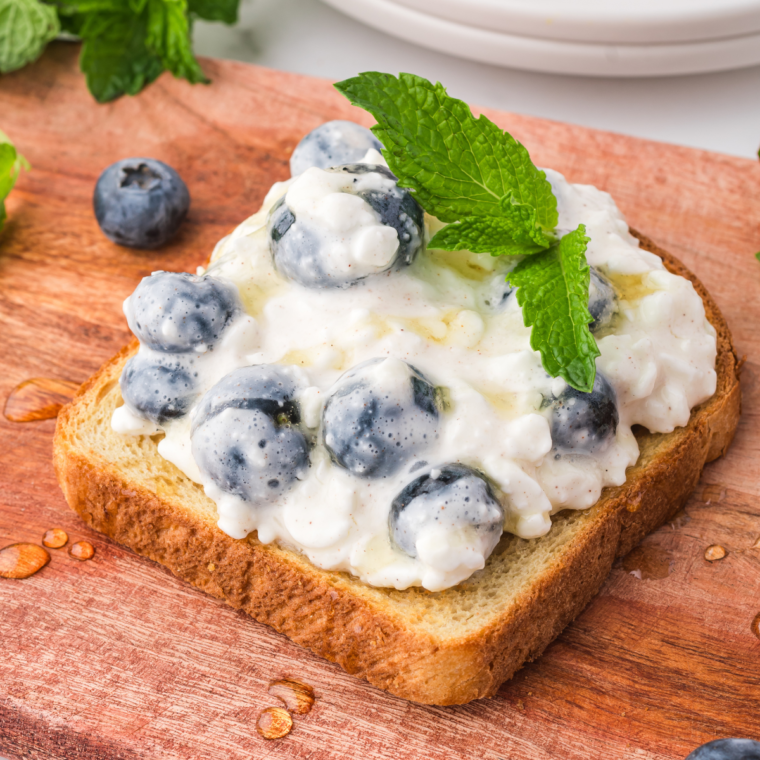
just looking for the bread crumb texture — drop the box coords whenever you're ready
[54,234,740,705]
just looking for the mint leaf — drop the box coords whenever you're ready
[64,0,209,102]
[0,130,29,233]
[336,70,601,391]
[78,9,164,103]
[75,0,207,103]
[507,225,599,392]
[145,0,207,84]
[334,72,557,231]
[429,197,555,255]
[0,0,59,73]
[756,251,760,262]
[189,0,238,24]
[429,215,551,257]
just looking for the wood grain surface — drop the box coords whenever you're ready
[1,42,759,760]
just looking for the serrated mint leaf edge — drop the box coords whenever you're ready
[507,224,599,392]
[334,72,558,230]
[428,215,550,257]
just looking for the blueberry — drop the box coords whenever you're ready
[290,120,383,176]
[588,267,618,332]
[685,739,760,760]
[482,273,515,311]
[126,271,240,353]
[343,164,424,268]
[547,372,618,453]
[191,366,309,504]
[322,358,439,479]
[120,353,197,424]
[93,158,190,249]
[191,364,302,433]
[389,464,504,558]
[268,196,328,288]
[268,164,424,289]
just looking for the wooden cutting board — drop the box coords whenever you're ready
[1,42,759,760]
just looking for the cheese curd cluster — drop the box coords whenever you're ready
[113,121,717,592]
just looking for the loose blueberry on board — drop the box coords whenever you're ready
[290,120,383,176]
[191,366,309,504]
[323,358,440,479]
[268,164,424,289]
[389,463,504,558]
[548,371,619,453]
[588,267,618,332]
[126,271,240,354]
[685,739,760,760]
[120,353,197,425]
[93,158,190,249]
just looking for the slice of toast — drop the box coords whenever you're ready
[53,232,741,706]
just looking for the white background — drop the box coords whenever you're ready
[194,0,760,160]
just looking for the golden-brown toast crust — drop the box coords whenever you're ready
[53,234,741,705]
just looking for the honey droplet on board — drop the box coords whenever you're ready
[622,544,674,580]
[268,679,315,715]
[3,378,80,423]
[42,528,68,549]
[669,508,691,530]
[701,484,727,504]
[704,545,727,562]
[69,541,94,561]
[751,613,760,641]
[257,707,293,740]
[0,543,50,579]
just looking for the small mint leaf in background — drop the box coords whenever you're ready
[146,0,208,85]
[507,225,599,392]
[0,0,59,74]
[0,130,30,233]
[429,215,550,257]
[188,0,238,24]
[334,72,557,231]
[756,251,760,262]
[63,0,229,102]
[78,9,164,103]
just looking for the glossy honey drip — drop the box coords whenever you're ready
[4,378,80,422]
[256,706,293,740]
[0,543,50,579]
[268,679,315,715]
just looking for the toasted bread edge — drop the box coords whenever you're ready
[53,233,741,706]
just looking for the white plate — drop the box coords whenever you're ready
[321,0,760,77]
[395,0,760,44]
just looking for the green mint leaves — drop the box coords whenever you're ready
[0,0,59,74]
[0,0,240,103]
[335,71,598,392]
[66,0,210,104]
[507,225,599,392]
[334,72,557,233]
[0,129,29,233]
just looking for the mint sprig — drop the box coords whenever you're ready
[334,72,557,236]
[335,71,599,392]
[0,129,29,233]
[0,0,59,74]
[0,0,240,103]
[507,225,599,392]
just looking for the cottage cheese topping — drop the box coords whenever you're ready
[112,148,717,592]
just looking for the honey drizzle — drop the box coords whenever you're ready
[4,378,79,422]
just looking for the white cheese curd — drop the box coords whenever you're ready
[112,157,717,592]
